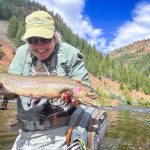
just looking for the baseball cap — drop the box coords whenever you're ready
[22,10,55,40]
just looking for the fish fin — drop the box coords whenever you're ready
[59,89,72,95]
[76,80,82,83]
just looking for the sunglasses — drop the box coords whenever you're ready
[27,37,53,44]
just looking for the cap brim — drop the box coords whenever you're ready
[22,27,54,40]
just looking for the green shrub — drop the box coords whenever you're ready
[138,98,150,107]
[123,91,132,105]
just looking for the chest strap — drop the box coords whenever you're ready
[10,115,71,132]
[10,106,76,132]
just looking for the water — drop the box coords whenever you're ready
[0,101,17,150]
[0,102,150,150]
[99,109,150,150]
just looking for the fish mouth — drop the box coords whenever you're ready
[87,93,99,100]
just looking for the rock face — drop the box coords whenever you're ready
[0,21,15,69]
[0,20,8,37]
[109,39,150,59]
[0,36,14,65]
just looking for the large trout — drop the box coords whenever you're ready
[0,73,100,107]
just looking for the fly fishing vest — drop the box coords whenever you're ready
[10,43,76,132]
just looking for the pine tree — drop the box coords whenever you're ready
[15,21,25,47]
[7,16,18,41]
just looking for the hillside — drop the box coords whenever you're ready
[108,39,150,77]
[0,36,14,65]
[89,73,150,105]
[0,21,14,71]
[109,39,150,59]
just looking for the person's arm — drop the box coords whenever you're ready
[0,45,27,99]
[68,50,89,85]
[8,45,27,75]
[60,42,89,85]
[60,43,90,105]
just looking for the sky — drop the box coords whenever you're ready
[34,0,150,54]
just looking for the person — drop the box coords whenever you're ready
[7,10,89,150]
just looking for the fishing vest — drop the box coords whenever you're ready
[10,43,75,131]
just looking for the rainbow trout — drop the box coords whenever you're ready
[0,73,99,107]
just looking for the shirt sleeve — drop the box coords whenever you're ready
[62,43,89,85]
[8,45,27,75]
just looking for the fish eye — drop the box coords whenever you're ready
[88,87,94,93]
[88,86,100,97]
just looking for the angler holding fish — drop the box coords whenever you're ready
[0,11,107,150]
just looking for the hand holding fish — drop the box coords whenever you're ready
[61,92,79,107]
[60,79,83,106]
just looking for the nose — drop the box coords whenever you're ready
[36,39,44,45]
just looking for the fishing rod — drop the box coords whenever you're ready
[113,94,150,126]
[89,76,150,126]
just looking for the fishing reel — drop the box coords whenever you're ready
[39,100,52,125]
[39,99,71,125]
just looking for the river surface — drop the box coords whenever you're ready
[0,102,149,150]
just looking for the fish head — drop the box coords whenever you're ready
[73,83,99,100]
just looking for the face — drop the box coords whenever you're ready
[27,36,55,60]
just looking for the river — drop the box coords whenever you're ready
[0,102,149,150]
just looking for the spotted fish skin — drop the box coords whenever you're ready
[0,73,100,107]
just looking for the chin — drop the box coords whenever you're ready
[39,57,48,60]
[36,55,46,60]
[37,53,50,60]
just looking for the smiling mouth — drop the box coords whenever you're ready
[36,49,48,54]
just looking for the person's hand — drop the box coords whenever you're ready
[61,93,79,107]
[60,78,83,107]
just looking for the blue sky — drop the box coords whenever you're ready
[34,0,150,53]
[84,0,138,39]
